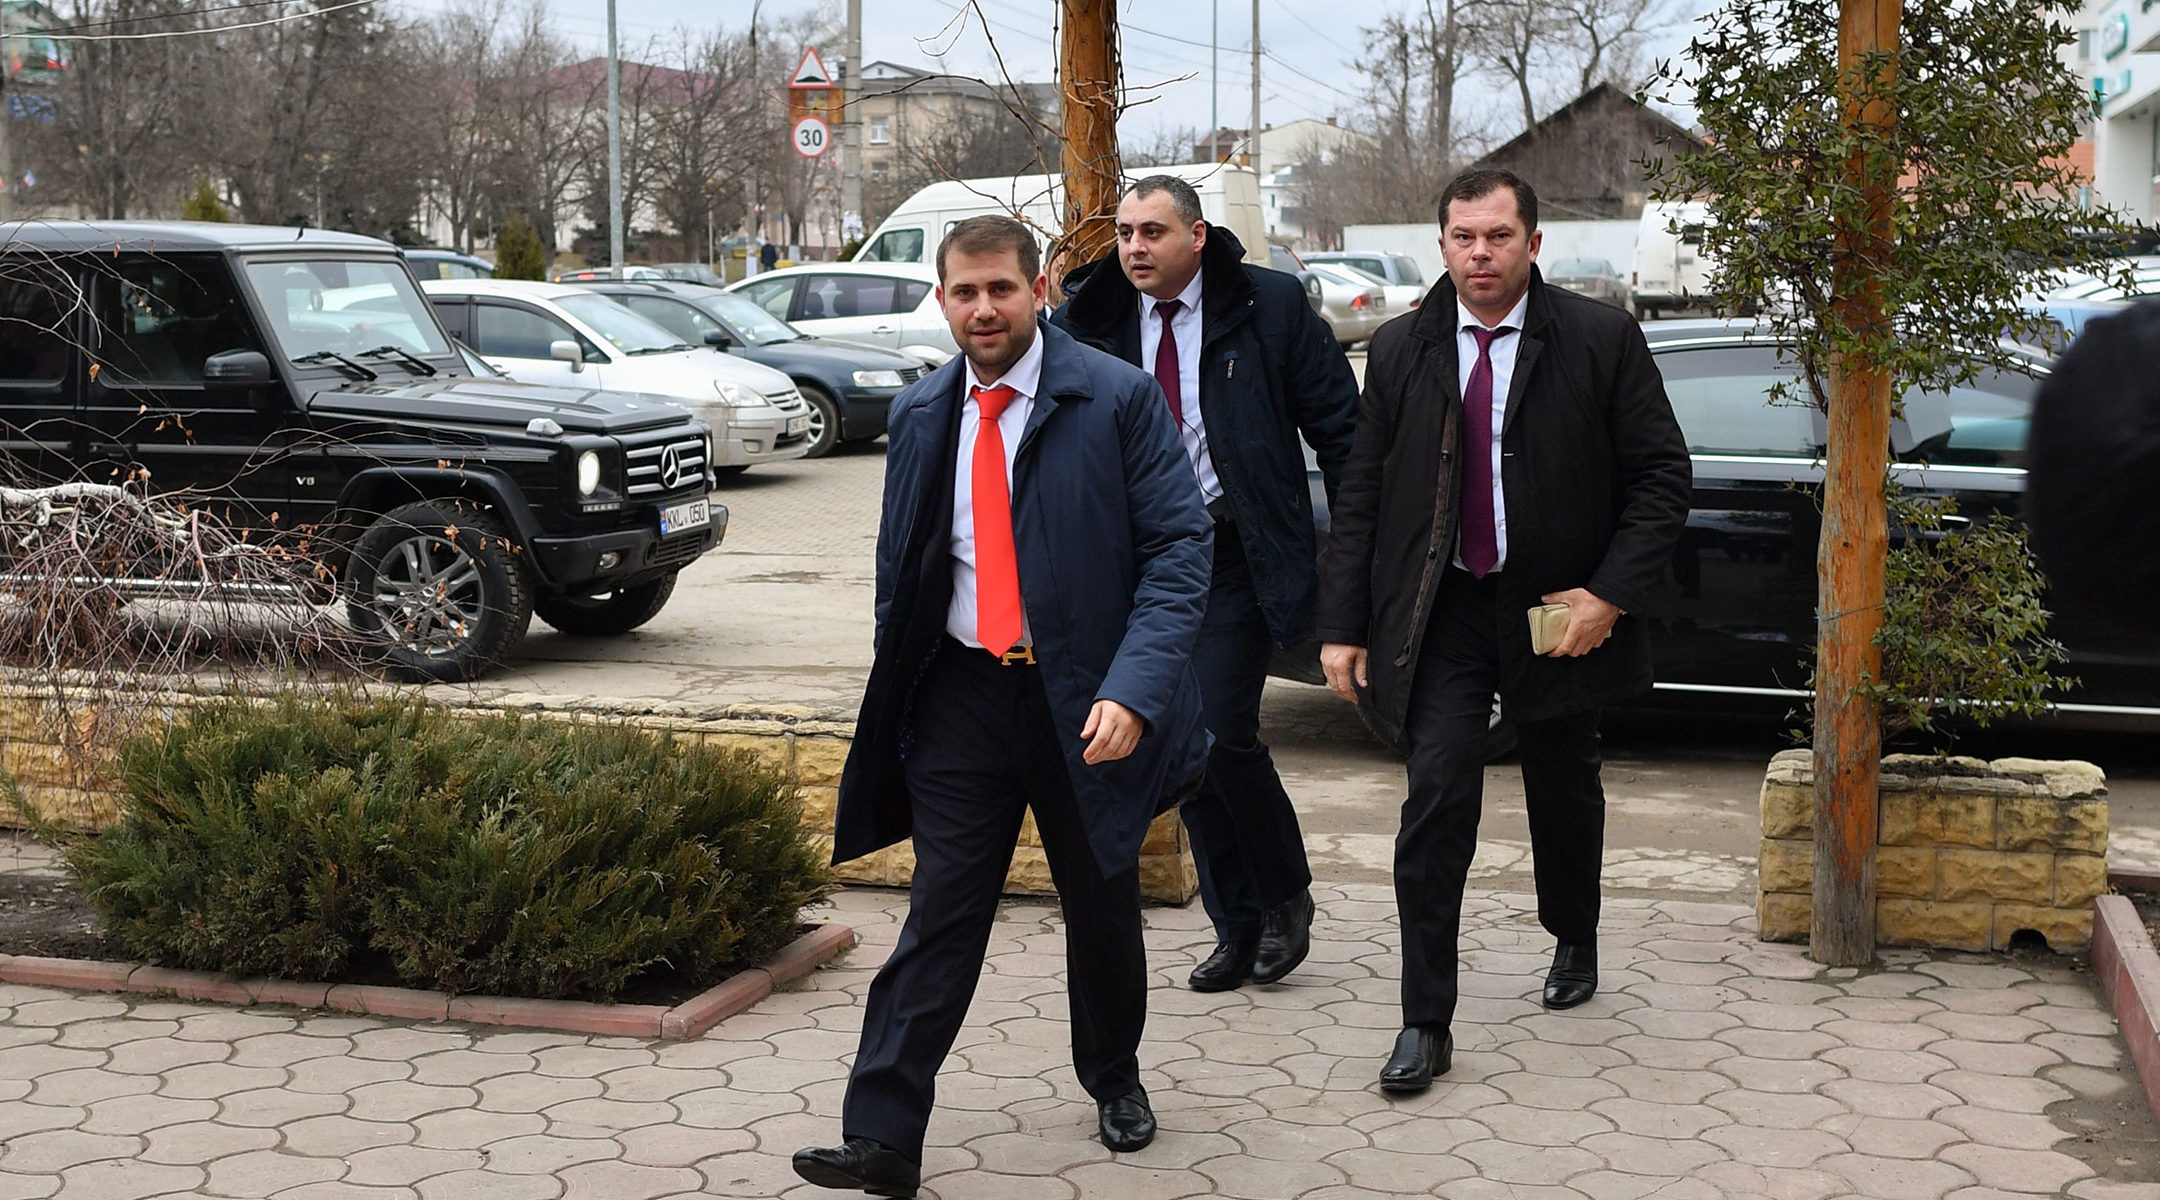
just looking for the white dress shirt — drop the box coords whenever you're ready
[947,330,1044,648]
[1138,273,1223,503]
[1453,292,1529,573]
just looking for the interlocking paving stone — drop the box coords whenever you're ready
[0,884,2146,1196]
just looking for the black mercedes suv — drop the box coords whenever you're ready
[0,221,724,682]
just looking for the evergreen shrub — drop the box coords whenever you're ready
[67,693,831,1001]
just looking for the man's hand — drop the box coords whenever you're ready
[1540,588,1622,657]
[1320,642,1368,704]
[1081,699,1144,764]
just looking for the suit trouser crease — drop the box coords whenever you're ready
[841,645,1146,1159]
[1179,527,1314,938]
[1395,568,1606,1030]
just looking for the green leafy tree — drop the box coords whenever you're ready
[493,212,548,280]
[1645,0,2122,961]
[181,178,230,223]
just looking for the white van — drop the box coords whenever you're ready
[1632,200,1715,320]
[854,162,1272,270]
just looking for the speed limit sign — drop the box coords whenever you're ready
[791,115,831,159]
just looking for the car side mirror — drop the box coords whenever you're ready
[703,329,739,350]
[549,339,586,372]
[203,349,273,386]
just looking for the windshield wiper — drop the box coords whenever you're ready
[627,345,693,356]
[290,350,378,380]
[355,345,438,376]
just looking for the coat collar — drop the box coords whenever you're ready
[1058,223,1257,344]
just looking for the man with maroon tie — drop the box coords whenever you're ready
[1054,176,1357,994]
[1314,168,1691,1093]
[794,216,1211,1197]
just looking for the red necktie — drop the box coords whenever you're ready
[970,384,1024,655]
[1460,326,1511,578]
[1152,298,1183,424]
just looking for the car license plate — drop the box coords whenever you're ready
[658,499,709,535]
[786,416,810,436]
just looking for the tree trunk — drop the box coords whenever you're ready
[1058,0,1122,286]
[1812,0,1900,967]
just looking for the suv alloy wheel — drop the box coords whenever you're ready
[346,499,534,682]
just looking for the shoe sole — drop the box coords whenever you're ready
[1102,1129,1157,1152]
[1378,1074,1432,1094]
[792,1161,918,1198]
[1542,988,1597,1010]
[1187,973,1250,993]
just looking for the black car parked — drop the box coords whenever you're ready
[1287,319,2159,730]
[575,280,925,458]
[0,221,724,682]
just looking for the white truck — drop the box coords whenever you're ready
[853,162,1273,270]
[1632,200,1716,320]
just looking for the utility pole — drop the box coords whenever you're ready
[1813,0,1901,966]
[1058,0,1122,275]
[1210,0,1218,159]
[841,0,862,250]
[607,0,624,276]
[0,63,12,224]
[1248,0,1261,181]
[745,2,762,279]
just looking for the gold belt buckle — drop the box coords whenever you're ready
[998,644,1037,666]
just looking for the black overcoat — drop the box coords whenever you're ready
[1312,269,1692,746]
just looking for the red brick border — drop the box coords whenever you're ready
[2111,865,2160,893]
[0,923,857,1041]
[2091,895,2160,1122]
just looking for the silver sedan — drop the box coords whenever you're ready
[1307,262,1389,348]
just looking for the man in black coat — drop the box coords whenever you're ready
[1054,175,1359,992]
[1314,168,1691,1092]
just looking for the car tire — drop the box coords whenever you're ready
[345,499,533,683]
[798,383,843,458]
[535,572,678,637]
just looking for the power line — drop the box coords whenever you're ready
[35,0,381,41]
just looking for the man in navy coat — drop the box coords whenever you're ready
[793,215,1212,1198]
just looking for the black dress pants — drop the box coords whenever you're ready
[1178,526,1314,939]
[1395,568,1607,1031]
[841,638,1147,1161]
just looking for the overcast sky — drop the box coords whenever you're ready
[389,0,1713,147]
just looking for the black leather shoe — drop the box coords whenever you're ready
[1098,1087,1157,1152]
[1188,935,1258,992]
[1543,942,1598,1010]
[792,1138,921,1197]
[1251,890,1316,985]
[1378,1025,1452,1094]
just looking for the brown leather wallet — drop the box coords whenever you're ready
[1528,603,1572,655]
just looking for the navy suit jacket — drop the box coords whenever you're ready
[833,320,1213,879]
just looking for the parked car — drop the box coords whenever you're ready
[1306,250,1426,293]
[553,265,671,283]
[2011,296,2129,354]
[420,278,813,474]
[2043,255,2160,301]
[641,262,728,287]
[1285,318,2160,730]
[726,261,956,366]
[1268,243,1327,312]
[401,247,495,280]
[1305,261,1389,348]
[1544,257,1632,310]
[574,280,928,458]
[1332,261,1424,317]
[0,220,724,682]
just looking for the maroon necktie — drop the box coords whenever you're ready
[1460,326,1511,578]
[1152,298,1183,424]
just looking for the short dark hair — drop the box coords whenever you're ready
[1126,175,1204,226]
[936,215,1041,282]
[1437,167,1538,232]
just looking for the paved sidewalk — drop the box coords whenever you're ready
[1,880,2155,1199]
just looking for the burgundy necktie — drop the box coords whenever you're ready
[1460,326,1511,578]
[1152,298,1183,424]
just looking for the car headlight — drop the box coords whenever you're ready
[713,380,759,408]
[853,369,905,388]
[577,449,602,496]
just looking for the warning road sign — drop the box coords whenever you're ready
[790,48,833,89]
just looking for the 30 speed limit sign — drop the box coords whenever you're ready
[791,115,831,159]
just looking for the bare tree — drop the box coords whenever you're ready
[1291,1,1477,229]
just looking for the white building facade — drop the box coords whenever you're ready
[2086,0,2160,220]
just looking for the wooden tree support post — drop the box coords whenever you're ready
[1812,0,1901,966]
[1057,0,1122,284]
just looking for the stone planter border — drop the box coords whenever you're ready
[0,922,857,1040]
